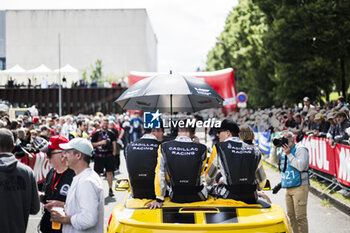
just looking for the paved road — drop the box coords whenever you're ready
[27,146,350,233]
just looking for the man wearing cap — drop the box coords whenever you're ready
[313,113,330,138]
[125,126,164,199]
[39,135,75,233]
[148,119,208,208]
[205,119,267,204]
[326,112,337,145]
[33,116,40,129]
[302,97,315,112]
[334,111,350,144]
[49,138,104,233]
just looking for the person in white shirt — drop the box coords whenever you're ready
[47,138,104,233]
[61,116,74,139]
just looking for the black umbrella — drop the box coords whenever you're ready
[115,73,224,114]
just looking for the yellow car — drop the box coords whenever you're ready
[106,179,291,233]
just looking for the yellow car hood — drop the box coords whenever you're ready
[107,197,291,232]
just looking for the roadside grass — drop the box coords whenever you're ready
[310,178,350,206]
[262,160,279,172]
[321,198,332,207]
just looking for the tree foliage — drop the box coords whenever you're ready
[206,0,350,107]
[90,59,103,82]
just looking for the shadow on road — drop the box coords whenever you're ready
[105,196,117,205]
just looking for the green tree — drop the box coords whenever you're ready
[207,0,350,106]
[206,0,275,108]
[90,59,103,82]
[254,0,350,103]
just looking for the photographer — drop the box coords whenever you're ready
[271,131,310,233]
[91,117,117,197]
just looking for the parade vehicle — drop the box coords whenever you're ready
[8,105,38,119]
[105,179,291,233]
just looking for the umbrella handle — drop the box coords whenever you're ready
[170,94,173,135]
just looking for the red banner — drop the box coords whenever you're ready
[17,152,51,184]
[334,144,350,187]
[299,136,350,187]
[300,137,336,176]
[128,68,237,113]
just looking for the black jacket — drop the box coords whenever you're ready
[0,153,40,233]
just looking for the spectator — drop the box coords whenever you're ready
[49,138,104,233]
[118,77,128,88]
[302,97,315,112]
[326,112,337,144]
[62,77,67,88]
[334,111,350,144]
[30,129,48,151]
[40,125,51,141]
[129,112,143,142]
[336,96,348,110]
[61,116,74,139]
[291,113,302,132]
[33,116,40,129]
[69,119,89,140]
[0,128,40,233]
[91,118,117,197]
[284,111,296,129]
[313,113,330,138]
[39,135,75,233]
[111,80,117,88]
[304,110,318,134]
[121,115,131,147]
[108,120,122,174]
[26,121,35,131]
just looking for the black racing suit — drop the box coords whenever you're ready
[205,137,266,204]
[155,136,208,203]
[125,134,160,199]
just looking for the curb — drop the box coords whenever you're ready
[309,185,350,216]
[263,159,350,216]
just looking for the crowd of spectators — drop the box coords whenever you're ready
[0,111,143,177]
[1,95,350,165]
[216,96,350,146]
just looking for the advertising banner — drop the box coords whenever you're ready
[129,68,237,113]
[334,144,350,187]
[300,137,336,176]
[17,152,51,184]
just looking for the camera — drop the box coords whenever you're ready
[272,182,282,194]
[273,137,289,147]
[102,138,111,150]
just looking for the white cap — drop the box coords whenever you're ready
[60,138,93,156]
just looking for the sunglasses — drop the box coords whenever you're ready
[48,150,63,157]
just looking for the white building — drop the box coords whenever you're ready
[0,9,157,78]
